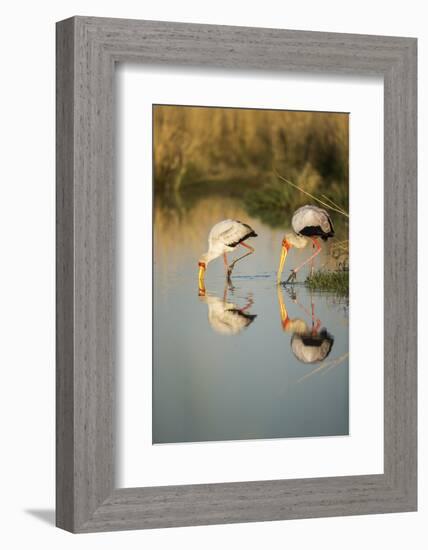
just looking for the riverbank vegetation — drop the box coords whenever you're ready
[154,105,348,223]
[154,104,349,270]
[305,269,349,295]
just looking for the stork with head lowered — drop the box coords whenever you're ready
[277,204,335,284]
[198,219,257,290]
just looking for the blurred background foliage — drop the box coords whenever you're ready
[153,104,348,229]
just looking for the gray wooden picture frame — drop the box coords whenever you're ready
[56,16,417,533]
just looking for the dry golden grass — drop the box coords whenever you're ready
[153,105,349,204]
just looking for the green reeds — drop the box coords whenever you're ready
[305,269,349,295]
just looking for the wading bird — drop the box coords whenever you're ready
[198,283,257,335]
[277,286,334,364]
[277,205,335,284]
[198,219,257,289]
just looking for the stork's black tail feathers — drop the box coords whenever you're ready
[299,225,335,241]
[321,229,335,241]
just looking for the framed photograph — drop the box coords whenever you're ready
[56,16,417,532]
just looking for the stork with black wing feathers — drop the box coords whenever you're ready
[277,205,335,284]
[198,219,257,290]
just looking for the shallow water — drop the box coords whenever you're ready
[153,198,349,444]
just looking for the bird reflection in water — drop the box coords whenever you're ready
[277,286,334,363]
[198,280,257,335]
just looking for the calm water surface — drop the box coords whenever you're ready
[153,197,349,444]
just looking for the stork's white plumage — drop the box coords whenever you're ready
[277,286,334,364]
[277,204,335,284]
[291,330,334,364]
[198,219,257,288]
[199,293,257,335]
[292,205,334,237]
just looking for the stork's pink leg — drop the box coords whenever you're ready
[227,241,255,278]
[223,252,229,275]
[290,290,322,331]
[239,295,254,313]
[311,300,321,334]
[240,242,255,253]
[293,238,322,275]
[310,249,315,276]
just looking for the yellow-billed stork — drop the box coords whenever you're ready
[198,284,257,335]
[277,286,334,363]
[277,205,335,284]
[198,219,257,289]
